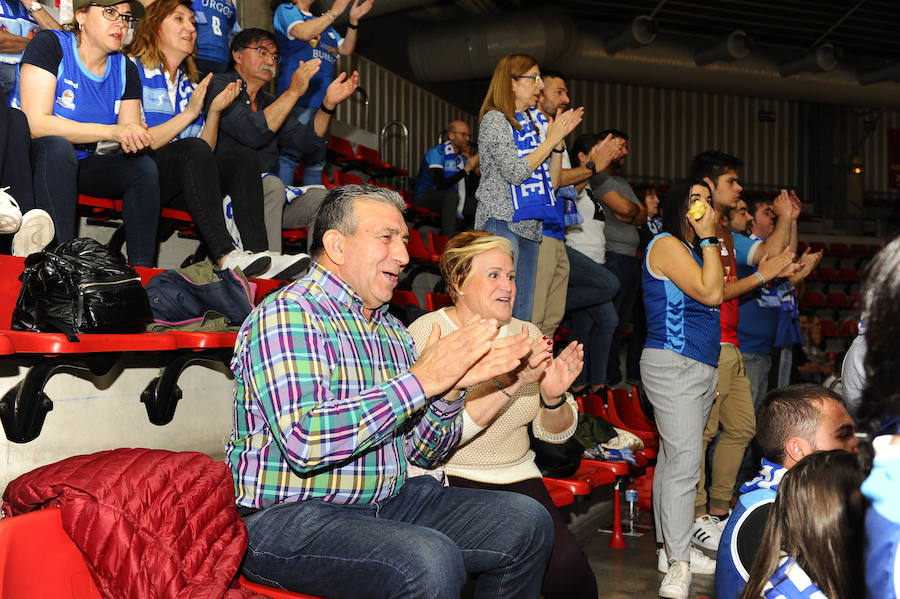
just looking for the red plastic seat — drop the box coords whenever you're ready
[542,478,576,507]
[0,333,14,356]
[809,242,828,254]
[407,229,439,263]
[357,144,409,178]
[0,508,102,598]
[425,292,453,311]
[239,575,325,598]
[819,319,838,337]
[812,267,837,282]
[391,289,420,309]
[838,320,859,337]
[850,243,869,257]
[799,291,826,308]
[825,292,850,307]
[333,171,364,186]
[427,232,451,257]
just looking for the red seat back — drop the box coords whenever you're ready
[0,508,102,599]
[425,292,453,311]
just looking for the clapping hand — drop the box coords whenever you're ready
[539,341,584,402]
[322,70,360,111]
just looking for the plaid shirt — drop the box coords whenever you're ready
[226,263,464,508]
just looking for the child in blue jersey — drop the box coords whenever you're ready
[11,0,165,266]
[739,450,864,599]
[190,0,238,77]
[271,0,371,185]
[640,178,723,599]
[124,0,310,279]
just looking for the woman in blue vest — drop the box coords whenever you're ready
[641,178,723,599]
[473,53,582,322]
[125,0,308,278]
[271,0,371,185]
[12,0,162,265]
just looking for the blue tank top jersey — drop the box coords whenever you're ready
[0,0,38,64]
[191,0,239,65]
[132,59,203,138]
[273,3,342,109]
[643,233,721,366]
[10,30,126,159]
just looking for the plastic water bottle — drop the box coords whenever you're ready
[625,488,639,523]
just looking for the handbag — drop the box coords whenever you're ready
[12,238,153,340]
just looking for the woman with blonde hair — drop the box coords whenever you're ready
[474,53,582,321]
[408,229,596,599]
[125,0,309,278]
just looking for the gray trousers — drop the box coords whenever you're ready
[641,347,717,561]
[261,176,328,253]
[742,352,772,412]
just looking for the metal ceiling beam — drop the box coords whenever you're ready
[807,0,867,50]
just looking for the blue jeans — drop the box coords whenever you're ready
[565,246,619,387]
[482,218,539,322]
[0,63,17,104]
[31,136,160,266]
[242,475,554,599]
[604,251,641,384]
[278,104,324,186]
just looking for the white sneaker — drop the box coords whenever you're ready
[12,209,54,257]
[657,546,717,575]
[691,514,723,551]
[658,559,691,599]
[0,186,22,234]
[259,251,311,281]
[220,249,271,277]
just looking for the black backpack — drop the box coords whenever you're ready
[12,238,153,340]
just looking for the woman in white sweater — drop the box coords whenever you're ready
[408,230,596,599]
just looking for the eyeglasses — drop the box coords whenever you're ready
[90,4,139,27]
[243,45,281,64]
[513,74,542,84]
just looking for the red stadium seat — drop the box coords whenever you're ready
[825,292,850,308]
[799,291,826,308]
[425,292,453,311]
[391,289,420,309]
[819,319,838,337]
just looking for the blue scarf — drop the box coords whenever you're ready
[555,184,583,227]
[441,140,464,175]
[763,556,827,599]
[134,60,203,138]
[510,108,556,222]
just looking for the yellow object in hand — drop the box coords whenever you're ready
[688,200,707,220]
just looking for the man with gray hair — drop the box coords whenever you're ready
[226,184,553,598]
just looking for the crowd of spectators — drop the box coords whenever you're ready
[1,2,897,597]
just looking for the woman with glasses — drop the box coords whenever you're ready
[270,0,372,185]
[11,0,164,266]
[474,53,582,322]
[123,0,308,278]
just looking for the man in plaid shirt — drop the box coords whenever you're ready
[226,184,553,598]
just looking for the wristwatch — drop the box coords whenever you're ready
[585,161,597,175]
[28,1,42,13]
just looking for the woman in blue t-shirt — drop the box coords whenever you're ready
[270,0,371,185]
[640,178,723,597]
[124,0,309,279]
[13,0,163,266]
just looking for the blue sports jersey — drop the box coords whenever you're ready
[10,30,126,159]
[643,233,721,366]
[273,3,342,109]
[0,0,38,64]
[191,0,239,65]
[733,233,779,354]
[132,58,203,138]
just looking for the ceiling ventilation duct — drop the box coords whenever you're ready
[779,44,838,77]
[604,15,657,55]
[859,62,900,86]
[407,14,900,108]
[694,30,752,66]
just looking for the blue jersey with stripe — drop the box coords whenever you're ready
[643,233,721,366]
[10,30,126,159]
[273,3,342,109]
[191,0,239,65]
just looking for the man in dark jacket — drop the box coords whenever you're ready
[207,28,359,274]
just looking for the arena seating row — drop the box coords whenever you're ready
[326,135,408,179]
[0,255,284,444]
